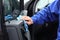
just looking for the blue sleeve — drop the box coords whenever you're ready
[31,0,59,25]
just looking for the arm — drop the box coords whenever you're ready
[31,0,59,25]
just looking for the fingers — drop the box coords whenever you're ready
[22,16,33,25]
[25,19,33,25]
[22,16,30,21]
[26,21,33,25]
[22,16,27,20]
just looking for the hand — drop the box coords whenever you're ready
[22,16,33,25]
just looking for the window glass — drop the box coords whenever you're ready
[3,0,20,16]
[17,0,20,2]
[3,0,20,21]
[3,0,11,15]
[35,0,55,12]
[24,0,30,5]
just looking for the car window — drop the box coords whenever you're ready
[3,0,11,16]
[35,0,55,12]
[3,0,20,16]
[24,0,30,5]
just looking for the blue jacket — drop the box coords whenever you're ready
[31,0,60,40]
